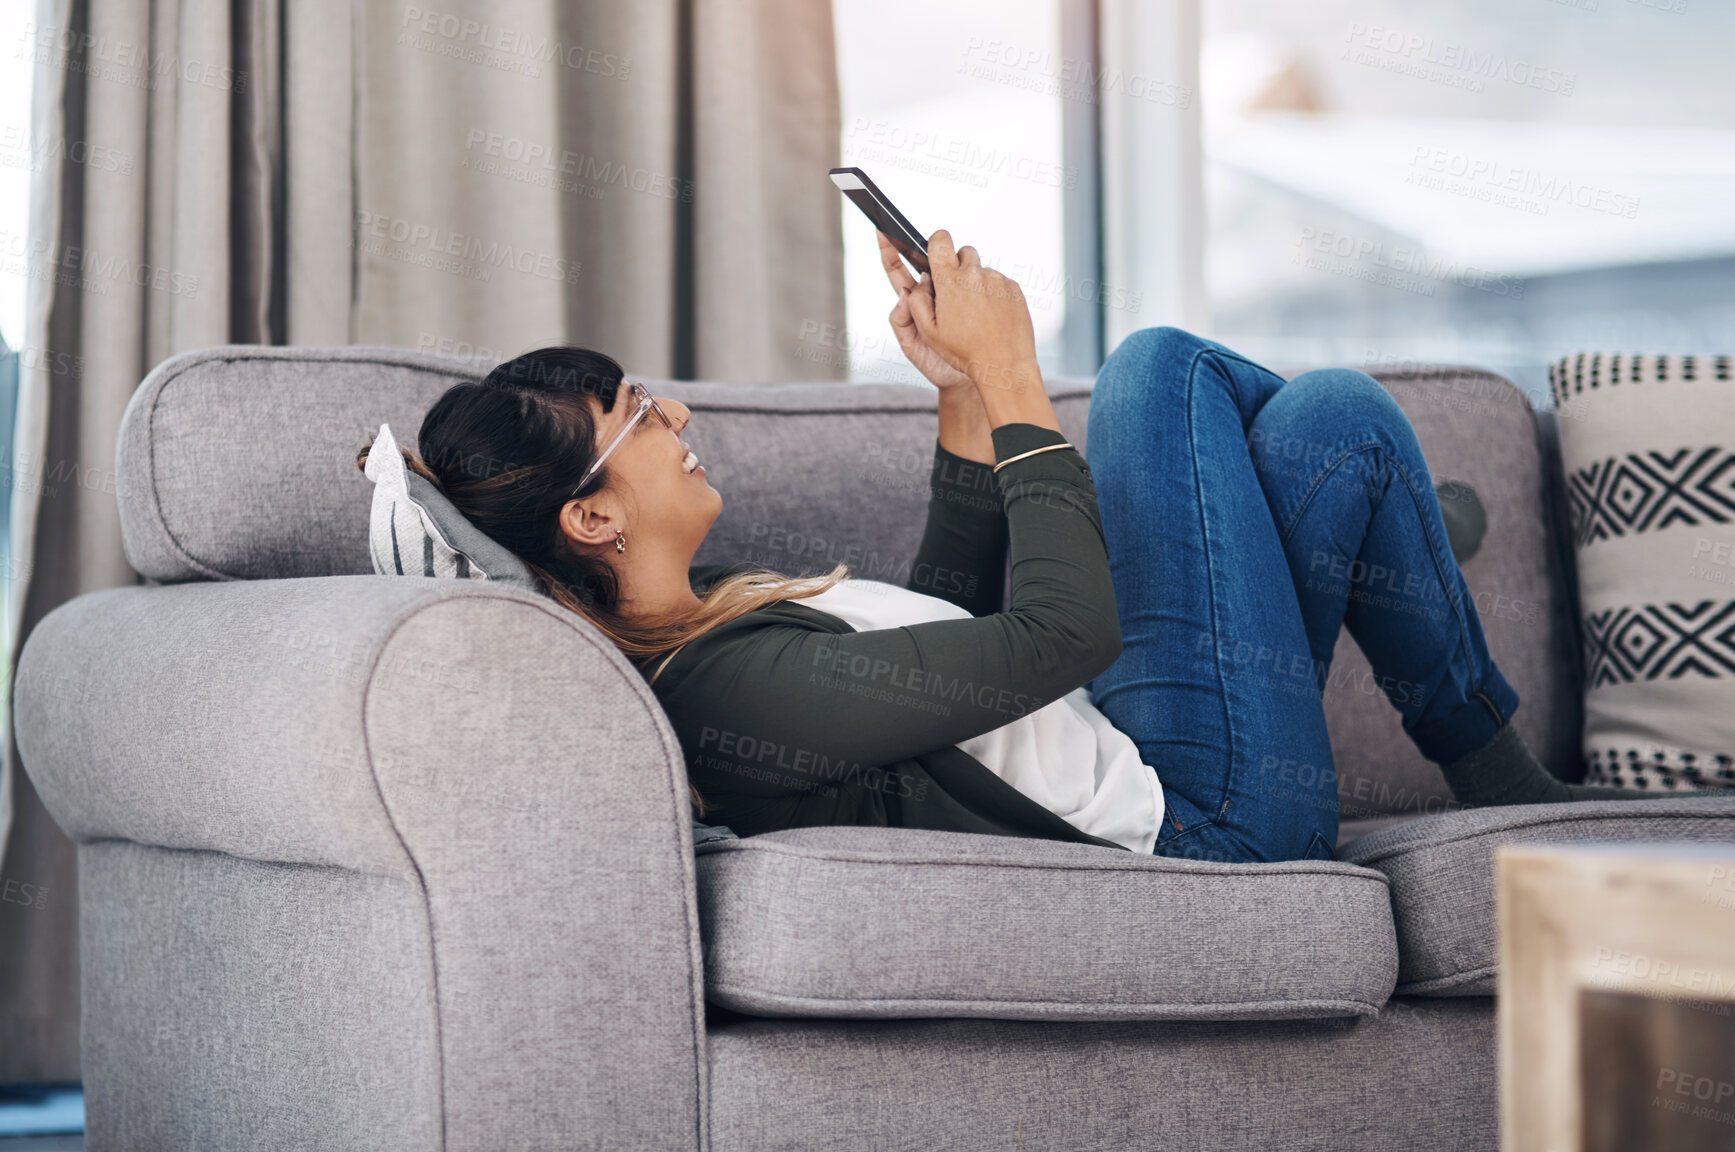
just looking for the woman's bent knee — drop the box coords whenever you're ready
[1266,368,1416,454]
[1102,326,1208,379]
[1094,327,1211,420]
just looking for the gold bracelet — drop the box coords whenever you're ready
[992,441,1075,473]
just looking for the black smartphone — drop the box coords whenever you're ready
[830,167,929,274]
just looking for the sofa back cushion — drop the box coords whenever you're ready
[117,345,1087,585]
[115,346,1576,818]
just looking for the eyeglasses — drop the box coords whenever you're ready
[572,379,680,497]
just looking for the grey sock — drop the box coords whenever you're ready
[1438,721,1653,808]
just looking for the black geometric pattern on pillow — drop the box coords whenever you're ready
[1549,352,1733,407]
[1566,447,1735,549]
[1585,746,1735,791]
[1582,600,1735,686]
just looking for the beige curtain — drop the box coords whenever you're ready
[1,0,843,1079]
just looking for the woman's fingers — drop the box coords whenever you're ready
[889,289,913,334]
[876,230,919,294]
[903,229,1037,383]
[927,229,958,273]
[905,274,938,333]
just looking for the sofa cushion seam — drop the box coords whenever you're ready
[701,842,1390,884]
[705,983,1383,1014]
[1344,809,1735,866]
[1396,964,1497,993]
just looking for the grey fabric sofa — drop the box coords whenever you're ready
[14,344,1735,1152]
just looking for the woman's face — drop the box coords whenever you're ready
[568,386,722,558]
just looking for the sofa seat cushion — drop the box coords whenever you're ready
[694,827,1398,1022]
[1339,796,1735,996]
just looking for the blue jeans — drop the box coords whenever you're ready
[1083,328,1519,864]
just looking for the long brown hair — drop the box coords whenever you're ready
[356,348,847,811]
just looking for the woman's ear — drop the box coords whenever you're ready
[559,499,617,550]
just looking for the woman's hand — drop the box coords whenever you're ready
[902,229,1040,394]
[878,231,973,393]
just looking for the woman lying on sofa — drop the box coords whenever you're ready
[366,228,1643,863]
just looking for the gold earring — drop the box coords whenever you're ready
[615,529,627,554]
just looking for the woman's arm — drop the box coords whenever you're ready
[879,230,998,466]
[878,230,1009,615]
[936,377,994,463]
[658,233,1119,814]
[660,422,1118,788]
[905,436,1008,615]
[903,230,1063,438]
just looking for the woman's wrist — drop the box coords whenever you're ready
[936,384,995,464]
[972,357,1062,434]
[969,355,1042,392]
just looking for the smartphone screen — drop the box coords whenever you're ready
[830,167,930,274]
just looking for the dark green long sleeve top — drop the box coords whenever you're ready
[636,422,1131,852]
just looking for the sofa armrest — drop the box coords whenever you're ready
[15,575,707,1151]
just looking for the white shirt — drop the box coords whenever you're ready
[797,578,1165,853]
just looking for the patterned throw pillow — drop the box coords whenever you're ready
[362,422,538,588]
[1550,353,1735,791]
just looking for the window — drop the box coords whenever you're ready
[831,0,1084,382]
[834,1,1734,406]
[0,4,33,652]
[0,3,25,355]
[1200,0,1735,404]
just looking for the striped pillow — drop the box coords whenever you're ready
[1549,353,1735,792]
[362,422,537,589]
